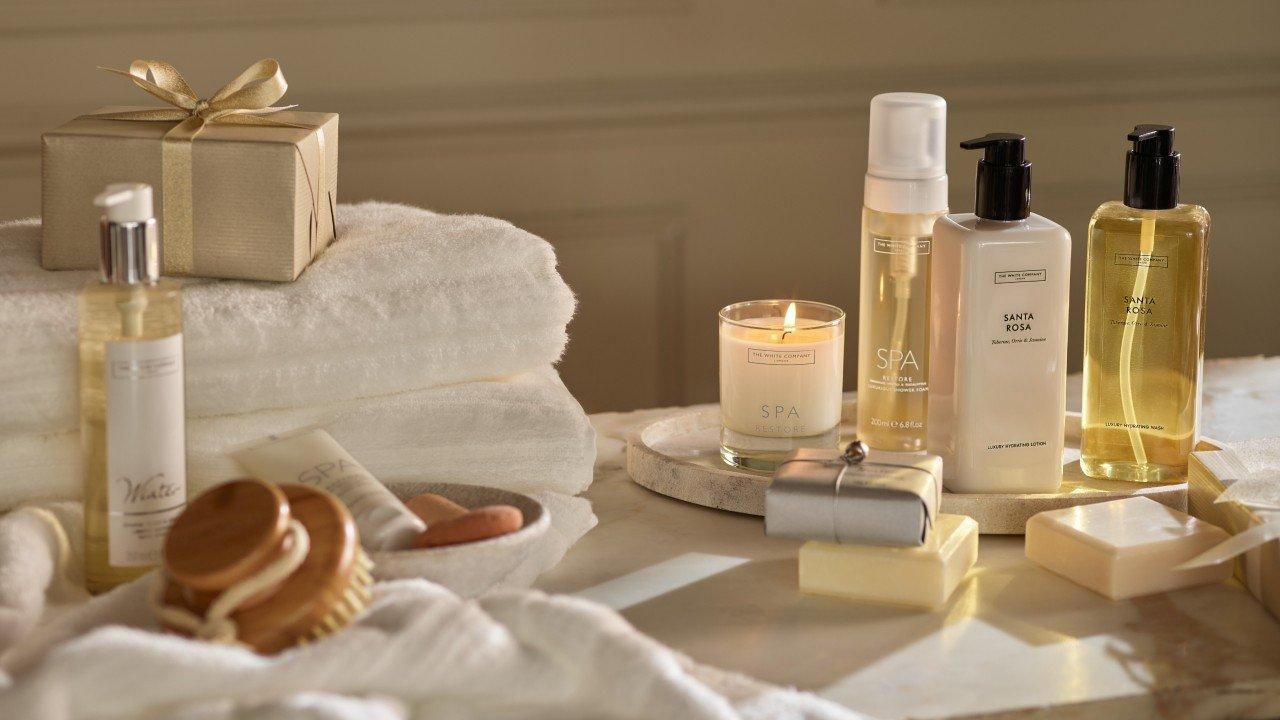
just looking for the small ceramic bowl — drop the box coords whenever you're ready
[369,482,549,597]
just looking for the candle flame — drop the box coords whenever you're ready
[779,302,797,341]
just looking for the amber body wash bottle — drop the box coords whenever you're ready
[1080,126,1209,483]
[80,183,187,593]
[856,93,948,452]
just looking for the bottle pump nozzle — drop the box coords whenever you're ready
[95,182,160,285]
[960,133,1031,221]
[1124,124,1179,210]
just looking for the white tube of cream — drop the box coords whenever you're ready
[230,427,425,551]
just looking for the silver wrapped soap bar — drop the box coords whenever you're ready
[765,441,942,547]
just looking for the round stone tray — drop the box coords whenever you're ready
[626,399,1221,534]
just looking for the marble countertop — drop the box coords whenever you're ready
[536,357,1280,720]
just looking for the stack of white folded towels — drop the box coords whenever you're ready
[0,201,597,581]
[0,204,858,720]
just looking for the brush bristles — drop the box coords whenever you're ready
[354,564,373,587]
[299,550,374,645]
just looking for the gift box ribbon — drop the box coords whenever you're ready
[1178,454,1280,594]
[85,59,334,275]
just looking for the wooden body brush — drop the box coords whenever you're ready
[152,479,373,653]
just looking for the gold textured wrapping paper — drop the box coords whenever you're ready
[1188,449,1280,622]
[41,59,338,281]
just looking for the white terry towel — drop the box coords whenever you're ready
[0,201,576,436]
[0,366,595,510]
[0,508,858,720]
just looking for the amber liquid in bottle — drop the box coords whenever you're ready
[1080,201,1209,482]
[856,207,944,452]
[81,280,184,593]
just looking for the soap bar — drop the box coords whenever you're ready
[1025,496,1233,600]
[767,445,941,547]
[799,514,978,609]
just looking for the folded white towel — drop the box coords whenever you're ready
[0,201,576,436]
[0,504,854,720]
[0,367,596,510]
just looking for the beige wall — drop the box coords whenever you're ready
[2,2,1277,412]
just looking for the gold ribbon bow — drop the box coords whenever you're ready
[87,59,330,276]
[93,58,297,128]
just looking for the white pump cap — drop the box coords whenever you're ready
[864,93,948,214]
[94,183,154,224]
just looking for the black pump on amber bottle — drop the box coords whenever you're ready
[1124,124,1179,210]
[959,133,1031,221]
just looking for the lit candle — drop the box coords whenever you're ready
[719,300,845,471]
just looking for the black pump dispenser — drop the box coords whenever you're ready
[1124,124,1179,210]
[960,133,1031,221]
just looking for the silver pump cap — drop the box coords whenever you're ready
[95,183,160,284]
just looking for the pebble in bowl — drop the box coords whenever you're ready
[370,482,549,597]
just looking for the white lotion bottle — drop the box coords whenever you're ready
[231,427,426,551]
[929,134,1070,493]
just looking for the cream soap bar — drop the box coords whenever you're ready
[799,514,978,609]
[1025,496,1232,600]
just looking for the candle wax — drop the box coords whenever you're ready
[719,316,844,438]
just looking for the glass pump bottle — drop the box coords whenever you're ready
[856,93,948,452]
[1080,126,1209,483]
[80,183,187,593]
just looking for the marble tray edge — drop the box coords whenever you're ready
[626,402,1222,534]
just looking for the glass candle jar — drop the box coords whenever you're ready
[719,300,846,471]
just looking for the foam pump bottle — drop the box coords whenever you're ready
[929,134,1070,493]
[856,92,948,452]
[1080,125,1209,483]
[80,183,187,593]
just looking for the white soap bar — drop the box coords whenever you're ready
[799,514,978,609]
[1025,496,1233,600]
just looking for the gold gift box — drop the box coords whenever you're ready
[41,107,338,282]
[1188,449,1280,622]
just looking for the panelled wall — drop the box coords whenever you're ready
[1,1,1277,412]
